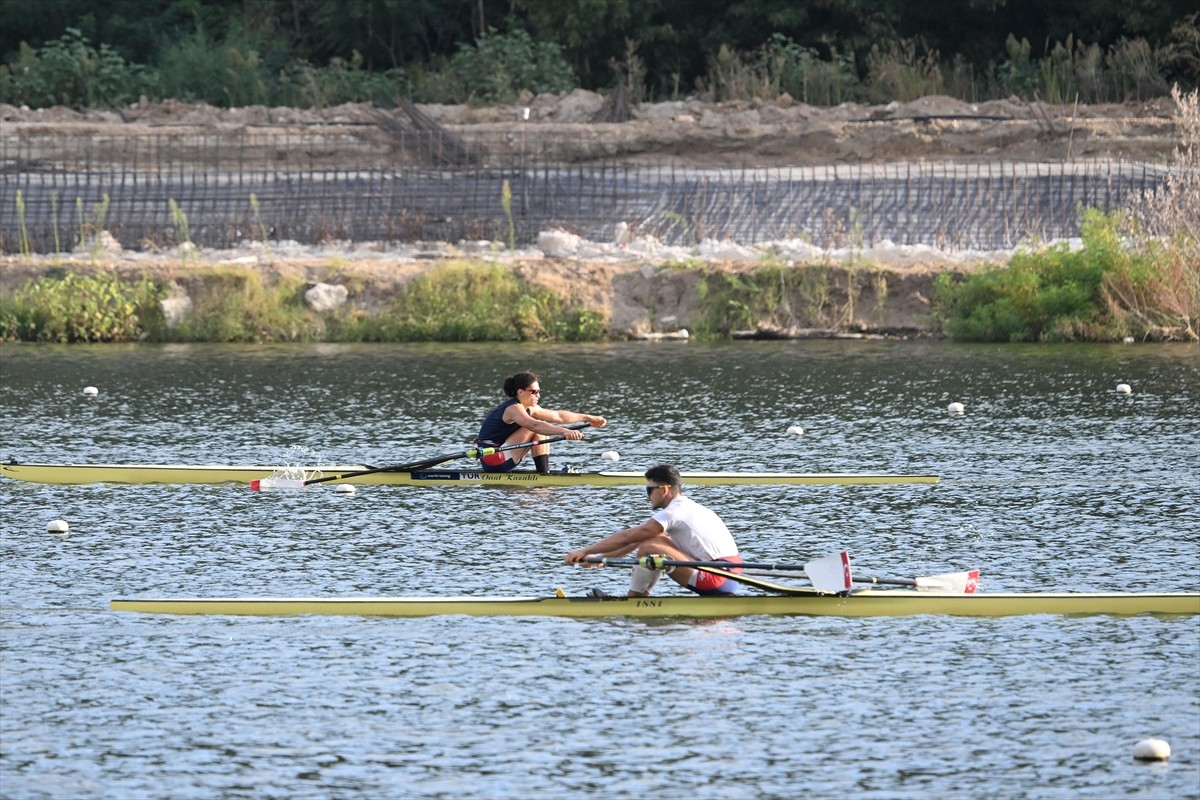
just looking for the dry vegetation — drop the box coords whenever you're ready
[1114,86,1200,340]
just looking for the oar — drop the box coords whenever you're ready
[252,421,591,491]
[582,552,979,594]
[581,551,853,593]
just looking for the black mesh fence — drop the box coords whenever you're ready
[0,128,1177,254]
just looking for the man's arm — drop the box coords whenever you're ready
[565,519,664,564]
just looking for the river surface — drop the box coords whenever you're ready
[1,340,1197,800]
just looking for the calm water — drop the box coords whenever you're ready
[1,341,1198,800]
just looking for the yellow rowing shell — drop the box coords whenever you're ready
[1,462,938,487]
[110,591,1200,618]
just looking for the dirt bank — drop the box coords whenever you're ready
[0,241,950,339]
[2,91,1182,167]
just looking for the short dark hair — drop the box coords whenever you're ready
[644,464,681,488]
[502,370,539,398]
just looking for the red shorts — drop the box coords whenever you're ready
[477,440,516,472]
[689,556,742,595]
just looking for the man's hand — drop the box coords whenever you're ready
[564,548,602,566]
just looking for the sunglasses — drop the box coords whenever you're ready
[645,485,665,496]
[523,387,541,395]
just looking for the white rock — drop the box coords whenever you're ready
[160,295,193,328]
[305,282,349,312]
[537,229,582,257]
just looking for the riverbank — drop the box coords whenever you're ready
[1,229,997,340]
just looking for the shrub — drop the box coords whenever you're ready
[0,270,163,342]
[930,210,1175,341]
[333,263,604,342]
[416,25,576,104]
[0,28,153,108]
[166,269,324,342]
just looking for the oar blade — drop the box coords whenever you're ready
[803,551,853,593]
[914,569,980,594]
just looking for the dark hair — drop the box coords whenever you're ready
[503,370,539,398]
[644,464,681,488]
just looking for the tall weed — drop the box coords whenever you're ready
[1116,85,1200,340]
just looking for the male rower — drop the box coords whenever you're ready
[564,464,742,597]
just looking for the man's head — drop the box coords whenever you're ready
[644,464,681,508]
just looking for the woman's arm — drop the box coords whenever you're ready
[531,407,606,427]
[503,404,585,437]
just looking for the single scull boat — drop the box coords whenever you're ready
[109,591,1200,618]
[0,461,938,487]
[108,551,1199,617]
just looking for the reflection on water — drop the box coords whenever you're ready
[1,341,1197,799]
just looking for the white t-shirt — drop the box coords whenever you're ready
[651,494,738,560]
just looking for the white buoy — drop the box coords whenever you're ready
[82,386,98,396]
[1122,336,1135,344]
[600,451,620,462]
[333,484,357,495]
[786,425,804,436]
[1133,738,1170,761]
[46,519,69,534]
[947,402,965,415]
[1116,383,1132,395]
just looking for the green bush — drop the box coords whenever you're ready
[328,263,605,342]
[167,269,324,343]
[0,28,153,108]
[277,55,409,108]
[929,209,1166,341]
[155,27,269,106]
[419,25,576,104]
[0,270,163,342]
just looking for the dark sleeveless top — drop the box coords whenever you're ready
[478,399,525,443]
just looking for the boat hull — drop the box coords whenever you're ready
[110,591,1200,618]
[2,462,938,487]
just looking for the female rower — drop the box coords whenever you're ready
[476,371,605,473]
